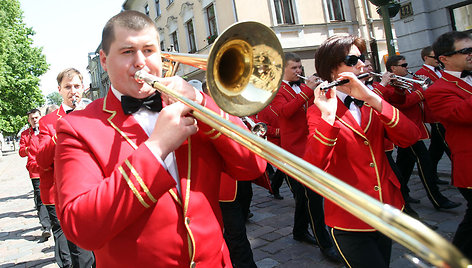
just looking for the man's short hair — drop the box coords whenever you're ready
[27,108,41,116]
[285,52,301,65]
[57,68,83,85]
[433,31,471,63]
[420,46,433,61]
[102,10,159,55]
[385,55,405,72]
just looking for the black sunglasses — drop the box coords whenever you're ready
[394,63,408,68]
[426,55,436,59]
[344,54,365,66]
[443,47,472,56]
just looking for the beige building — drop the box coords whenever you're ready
[121,0,392,82]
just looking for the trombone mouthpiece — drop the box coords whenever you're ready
[134,70,146,83]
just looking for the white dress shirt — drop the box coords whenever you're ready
[336,91,362,126]
[424,64,442,78]
[111,87,181,193]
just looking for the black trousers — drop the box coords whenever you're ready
[385,151,408,200]
[285,176,332,249]
[220,181,256,268]
[396,140,448,207]
[453,188,472,260]
[330,228,392,268]
[30,178,51,231]
[429,123,451,175]
[46,205,95,268]
[268,165,285,195]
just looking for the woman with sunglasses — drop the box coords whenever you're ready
[303,35,421,268]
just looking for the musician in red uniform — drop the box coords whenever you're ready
[304,35,421,268]
[19,108,51,240]
[255,104,284,199]
[36,68,95,268]
[271,52,339,262]
[425,31,472,259]
[53,11,265,267]
[383,55,460,210]
[416,46,451,183]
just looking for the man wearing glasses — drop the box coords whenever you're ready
[416,46,451,186]
[384,55,460,211]
[425,31,472,259]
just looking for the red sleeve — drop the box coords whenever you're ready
[390,84,425,109]
[19,130,28,158]
[197,94,267,179]
[36,118,56,170]
[425,84,472,125]
[55,118,177,249]
[376,100,421,148]
[257,105,280,139]
[271,84,314,118]
[303,105,340,170]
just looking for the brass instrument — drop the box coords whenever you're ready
[370,72,429,90]
[409,71,434,88]
[242,116,268,137]
[135,21,470,268]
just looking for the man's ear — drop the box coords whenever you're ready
[99,49,108,71]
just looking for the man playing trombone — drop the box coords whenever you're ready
[53,10,266,267]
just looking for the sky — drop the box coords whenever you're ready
[19,0,125,97]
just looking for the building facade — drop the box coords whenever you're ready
[391,0,472,71]
[120,0,391,81]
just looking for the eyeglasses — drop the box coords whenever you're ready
[394,63,408,68]
[426,55,436,59]
[443,47,472,56]
[344,54,365,66]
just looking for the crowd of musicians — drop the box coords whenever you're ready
[17,10,472,268]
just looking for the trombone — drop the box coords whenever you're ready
[136,21,470,268]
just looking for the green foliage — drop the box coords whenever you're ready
[0,0,49,136]
[46,92,62,105]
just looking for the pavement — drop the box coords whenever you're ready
[0,146,466,268]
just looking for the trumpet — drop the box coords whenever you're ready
[370,72,429,90]
[408,71,433,88]
[242,116,268,137]
[136,21,470,267]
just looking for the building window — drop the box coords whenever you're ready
[144,4,150,16]
[155,0,161,17]
[171,31,179,52]
[168,0,174,6]
[450,3,472,33]
[327,0,345,21]
[273,0,295,24]
[206,4,218,37]
[186,20,197,53]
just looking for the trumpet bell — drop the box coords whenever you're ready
[207,21,284,117]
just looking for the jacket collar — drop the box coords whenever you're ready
[335,98,372,140]
[441,72,472,95]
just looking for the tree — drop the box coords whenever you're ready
[0,0,49,136]
[46,92,62,105]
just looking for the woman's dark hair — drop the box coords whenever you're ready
[315,35,366,82]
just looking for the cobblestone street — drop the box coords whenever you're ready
[0,147,466,267]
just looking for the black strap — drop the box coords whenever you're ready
[121,93,163,115]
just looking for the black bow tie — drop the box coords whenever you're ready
[66,109,74,114]
[344,96,364,108]
[434,66,442,72]
[121,93,163,115]
[289,80,301,87]
[461,70,472,78]
[365,80,373,86]
[33,127,38,132]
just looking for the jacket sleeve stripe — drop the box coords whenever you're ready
[125,159,157,203]
[118,166,150,208]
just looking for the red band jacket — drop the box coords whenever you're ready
[36,106,66,205]
[416,65,441,123]
[271,82,314,157]
[424,72,472,188]
[53,90,266,267]
[303,99,420,230]
[19,127,40,178]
